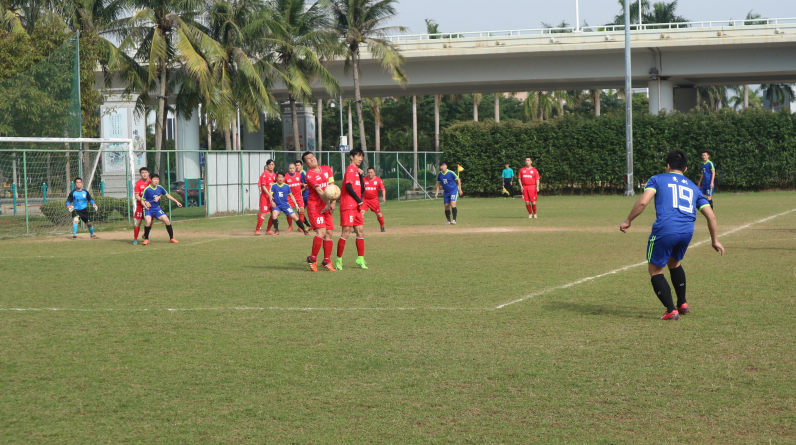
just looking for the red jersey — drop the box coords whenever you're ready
[305,165,335,210]
[519,167,540,187]
[340,164,363,210]
[134,178,151,204]
[363,176,385,200]
[258,170,276,195]
[284,172,304,201]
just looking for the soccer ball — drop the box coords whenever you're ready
[324,184,341,201]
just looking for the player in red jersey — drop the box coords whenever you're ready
[519,157,541,218]
[361,167,386,232]
[335,148,368,270]
[302,151,337,271]
[255,160,277,235]
[132,167,151,245]
[284,163,306,232]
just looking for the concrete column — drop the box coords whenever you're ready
[648,80,674,114]
[242,112,264,150]
[317,99,322,152]
[494,94,500,123]
[674,87,698,113]
[176,110,201,181]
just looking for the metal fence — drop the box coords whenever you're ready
[0,146,444,238]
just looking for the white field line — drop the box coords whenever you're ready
[495,207,796,309]
[0,306,482,312]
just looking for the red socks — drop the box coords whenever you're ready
[310,236,323,262]
[356,238,365,256]
[532,203,537,214]
[256,213,265,232]
[134,226,140,240]
[323,240,333,263]
[337,237,347,258]
[526,204,532,214]
[266,217,273,231]
[288,217,293,228]
[377,215,385,227]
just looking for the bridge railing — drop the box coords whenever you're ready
[386,17,796,42]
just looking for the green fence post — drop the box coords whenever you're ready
[424,153,427,198]
[166,151,172,221]
[125,157,131,224]
[12,184,17,215]
[396,153,400,202]
[23,151,29,234]
[239,151,245,215]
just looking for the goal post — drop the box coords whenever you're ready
[0,137,134,238]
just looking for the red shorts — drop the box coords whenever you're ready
[522,187,538,202]
[292,193,305,209]
[134,203,144,220]
[308,207,334,231]
[361,198,381,213]
[259,194,271,213]
[340,208,364,227]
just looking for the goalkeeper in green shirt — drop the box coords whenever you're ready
[501,163,514,198]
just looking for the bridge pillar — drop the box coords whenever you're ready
[648,80,674,114]
[243,112,265,150]
[176,111,201,182]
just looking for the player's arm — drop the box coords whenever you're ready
[85,191,98,211]
[698,171,704,187]
[700,204,724,256]
[710,163,715,187]
[269,185,277,206]
[434,179,441,197]
[345,182,363,206]
[289,193,299,209]
[620,188,655,233]
[380,184,386,203]
[456,177,463,196]
[65,191,74,210]
[164,192,183,207]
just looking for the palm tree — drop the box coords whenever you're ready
[328,0,408,151]
[255,0,340,151]
[611,1,649,25]
[590,89,601,116]
[523,91,567,121]
[472,93,482,121]
[541,20,572,33]
[364,97,382,151]
[433,95,440,151]
[696,86,729,111]
[759,84,795,111]
[728,87,762,109]
[119,0,221,174]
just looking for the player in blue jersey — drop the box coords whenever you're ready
[698,150,715,209]
[435,162,463,225]
[140,174,182,245]
[65,178,99,239]
[270,172,309,235]
[295,160,310,225]
[620,150,724,321]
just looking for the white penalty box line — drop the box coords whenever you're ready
[495,207,796,309]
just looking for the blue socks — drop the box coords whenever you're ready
[72,223,78,236]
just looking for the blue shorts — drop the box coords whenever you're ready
[700,183,714,197]
[146,207,166,219]
[443,192,458,204]
[274,204,294,215]
[647,232,693,267]
[302,192,309,205]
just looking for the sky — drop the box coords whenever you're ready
[388,0,795,35]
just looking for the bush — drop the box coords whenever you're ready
[382,178,414,200]
[417,170,438,186]
[440,109,796,195]
[40,201,71,226]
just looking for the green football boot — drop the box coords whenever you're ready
[334,257,343,271]
[355,256,368,269]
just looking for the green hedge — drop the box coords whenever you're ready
[440,109,796,195]
[382,178,414,200]
[40,196,131,225]
[40,201,71,225]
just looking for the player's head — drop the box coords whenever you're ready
[525,157,532,167]
[265,159,275,171]
[276,172,285,183]
[288,163,296,173]
[150,173,160,185]
[701,150,711,161]
[294,160,303,171]
[302,151,317,169]
[73,177,83,190]
[367,167,376,179]
[666,150,688,173]
[440,161,448,172]
[139,167,149,180]
[349,148,364,166]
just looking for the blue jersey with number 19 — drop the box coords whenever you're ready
[645,172,710,236]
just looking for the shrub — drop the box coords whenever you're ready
[417,170,438,186]
[40,201,71,226]
[382,178,414,200]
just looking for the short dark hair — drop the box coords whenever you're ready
[367,167,375,172]
[277,171,285,177]
[504,162,510,166]
[440,162,448,167]
[294,160,302,164]
[701,150,711,156]
[349,147,364,157]
[301,151,314,163]
[666,150,688,171]
[139,167,149,173]
[73,177,82,183]
[151,173,160,179]
[266,159,275,166]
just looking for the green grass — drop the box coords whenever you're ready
[1,193,795,443]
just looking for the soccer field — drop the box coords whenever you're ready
[2,194,795,443]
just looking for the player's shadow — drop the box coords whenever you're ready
[243,265,302,271]
[543,301,645,319]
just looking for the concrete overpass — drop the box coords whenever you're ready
[272,18,796,113]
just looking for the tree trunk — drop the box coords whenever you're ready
[317,98,322,152]
[290,96,300,151]
[743,85,749,109]
[155,65,167,177]
[12,156,18,198]
[473,98,478,122]
[206,110,212,151]
[434,95,440,151]
[412,95,418,187]
[347,103,353,147]
[231,113,238,150]
[494,94,500,123]
[224,126,232,151]
[594,90,601,116]
[375,103,381,152]
[352,50,367,151]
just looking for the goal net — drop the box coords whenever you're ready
[0,138,137,239]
